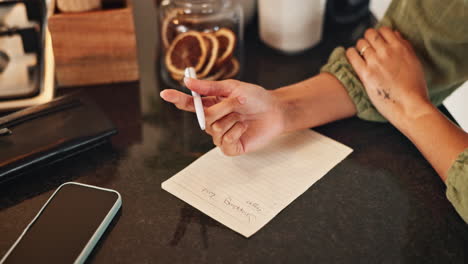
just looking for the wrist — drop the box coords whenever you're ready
[269,88,289,134]
[398,99,437,135]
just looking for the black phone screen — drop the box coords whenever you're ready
[3,183,119,264]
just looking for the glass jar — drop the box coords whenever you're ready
[158,0,244,89]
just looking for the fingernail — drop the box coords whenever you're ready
[160,90,168,100]
[238,96,246,105]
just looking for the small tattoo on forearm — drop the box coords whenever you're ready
[376,89,393,101]
[382,90,391,100]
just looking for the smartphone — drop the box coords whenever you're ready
[0,182,122,264]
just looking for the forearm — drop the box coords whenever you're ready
[271,73,357,133]
[396,102,468,181]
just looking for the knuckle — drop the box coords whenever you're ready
[224,134,234,143]
[175,103,185,110]
[230,112,241,121]
[205,127,219,138]
[357,39,365,46]
[221,146,235,156]
[212,122,222,132]
[399,40,412,50]
[394,43,405,52]
[380,46,391,58]
[379,26,391,33]
[364,28,375,38]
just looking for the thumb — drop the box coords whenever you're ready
[184,78,233,97]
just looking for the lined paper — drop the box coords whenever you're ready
[162,130,353,237]
[444,81,468,132]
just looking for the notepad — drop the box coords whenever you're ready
[444,81,468,132]
[162,129,353,237]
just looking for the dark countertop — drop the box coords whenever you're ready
[1,1,467,263]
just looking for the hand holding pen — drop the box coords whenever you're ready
[160,76,285,156]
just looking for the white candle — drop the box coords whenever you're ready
[258,0,327,54]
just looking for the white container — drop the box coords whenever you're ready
[258,0,327,54]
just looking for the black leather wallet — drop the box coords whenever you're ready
[0,95,117,183]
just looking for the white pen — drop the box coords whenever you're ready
[185,67,206,130]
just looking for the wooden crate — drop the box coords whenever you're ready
[49,6,139,87]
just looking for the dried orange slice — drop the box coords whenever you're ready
[214,28,236,68]
[197,33,219,78]
[170,72,184,81]
[222,57,240,79]
[165,31,208,76]
[203,67,227,81]
[161,9,183,49]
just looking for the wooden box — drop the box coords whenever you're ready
[49,3,139,87]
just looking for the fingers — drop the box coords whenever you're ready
[356,27,413,64]
[364,28,385,49]
[184,78,234,97]
[394,31,403,39]
[205,112,247,156]
[160,89,220,112]
[346,47,366,72]
[394,31,413,51]
[160,89,195,112]
[205,96,246,128]
[377,26,399,45]
[356,38,376,61]
[219,122,248,156]
[209,113,244,146]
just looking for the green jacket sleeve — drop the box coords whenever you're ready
[321,0,468,122]
[446,149,468,223]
